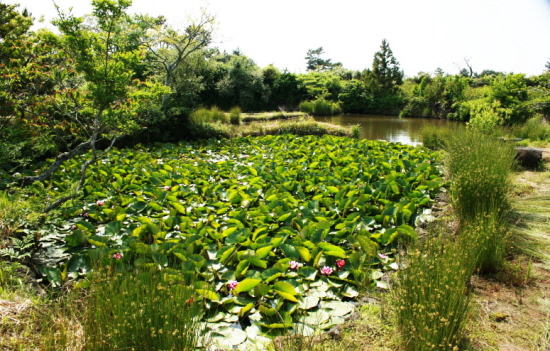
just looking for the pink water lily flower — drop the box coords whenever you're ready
[289,261,299,270]
[336,259,346,268]
[96,200,105,206]
[227,280,239,290]
[164,186,171,191]
[378,253,388,259]
[112,253,123,259]
[320,266,333,275]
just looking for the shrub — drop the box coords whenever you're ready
[512,115,550,141]
[229,107,242,125]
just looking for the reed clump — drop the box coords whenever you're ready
[82,259,206,350]
[445,130,515,224]
[392,230,478,351]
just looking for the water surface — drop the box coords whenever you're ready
[314,114,464,146]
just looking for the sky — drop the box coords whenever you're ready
[8,0,550,77]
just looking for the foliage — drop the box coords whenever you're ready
[268,71,308,110]
[392,229,477,351]
[363,39,403,114]
[489,74,530,124]
[13,0,168,213]
[297,71,344,102]
[27,135,442,346]
[401,74,468,118]
[512,115,550,141]
[465,100,508,134]
[305,47,341,72]
[215,53,269,111]
[338,80,373,113]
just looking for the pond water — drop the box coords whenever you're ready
[314,114,465,146]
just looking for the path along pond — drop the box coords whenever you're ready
[314,114,465,145]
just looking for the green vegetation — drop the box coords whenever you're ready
[392,232,477,351]
[82,261,205,350]
[2,0,550,350]
[299,99,341,116]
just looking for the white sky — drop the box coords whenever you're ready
[9,0,550,77]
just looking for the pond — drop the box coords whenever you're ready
[314,114,464,146]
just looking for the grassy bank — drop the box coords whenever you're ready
[190,115,357,139]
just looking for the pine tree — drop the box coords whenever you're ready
[364,39,403,97]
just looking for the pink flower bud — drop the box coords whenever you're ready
[320,266,333,275]
[378,253,388,259]
[71,225,77,230]
[289,261,299,270]
[227,280,238,290]
[336,259,346,268]
[96,200,104,206]
[112,253,122,259]
[164,186,170,191]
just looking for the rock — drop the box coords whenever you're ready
[515,147,543,168]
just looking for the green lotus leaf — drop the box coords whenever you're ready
[233,278,261,294]
[196,288,220,301]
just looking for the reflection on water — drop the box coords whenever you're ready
[314,114,465,146]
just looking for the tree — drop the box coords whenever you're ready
[364,39,403,97]
[305,47,341,72]
[136,11,214,111]
[19,0,168,211]
[215,53,268,111]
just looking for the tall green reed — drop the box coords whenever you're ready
[83,257,206,351]
[445,130,515,273]
[393,229,478,351]
[445,130,515,224]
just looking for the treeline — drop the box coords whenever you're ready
[2,0,550,177]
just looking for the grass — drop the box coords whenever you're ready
[444,130,515,225]
[196,116,354,139]
[299,99,341,116]
[391,229,478,351]
[81,262,206,350]
[240,111,308,123]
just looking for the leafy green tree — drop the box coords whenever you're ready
[338,80,373,113]
[20,0,168,211]
[489,73,530,124]
[215,53,268,111]
[297,71,343,101]
[268,71,307,110]
[305,47,341,72]
[135,11,214,111]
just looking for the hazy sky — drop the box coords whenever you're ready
[10,0,550,77]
